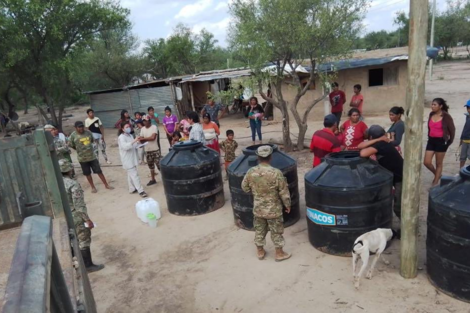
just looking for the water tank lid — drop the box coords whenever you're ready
[171,140,203,151]
[325,151,367,166]
[460,166,470,180]
[242,144,279,156]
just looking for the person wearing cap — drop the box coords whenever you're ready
[458,100,470,168]
[69,121,114,193]
[85,109,111,165]
[118,121,148,198]
[310,114,342,167]
[59,159,104,273]
[359,125,403,219]
[138,115,161,186]
[241,145,292,262]
[44,124,72,164]
[162,106,179,146]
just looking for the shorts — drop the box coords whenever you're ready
[80,159,102,176]
[426,137,449,153]
[146,150,161,171]
[224,161,232,171]
[461,142,470,161]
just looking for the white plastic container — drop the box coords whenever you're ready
[135,198,161,223]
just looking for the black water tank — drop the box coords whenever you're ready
[160,140,225,215]
[227,144,300,230]
[427,166,470,302]
[304,151,393,256]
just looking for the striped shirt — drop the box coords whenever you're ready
[310,128,341,167]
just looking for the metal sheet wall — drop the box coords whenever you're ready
[90,91,131,128]
[133,86,174,118]
[0,133,54,228]
[90,87,175,128]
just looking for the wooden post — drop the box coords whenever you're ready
[400,0,429,279]
[189,83,195,111]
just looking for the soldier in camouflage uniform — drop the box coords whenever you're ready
[241,145,292,262]
[59,159,104,273]
[44,124,72,162]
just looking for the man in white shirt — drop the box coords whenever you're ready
[84,109,111,164]
[118,122,148,198]
[138,116,161,186]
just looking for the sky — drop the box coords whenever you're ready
[121,0,448,47]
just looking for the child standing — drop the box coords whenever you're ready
[135,119,146,164]
[220,129,238,172]
[459,100,470,168]
[162,106,179,146]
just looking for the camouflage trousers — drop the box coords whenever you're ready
[73,211,91,250]
[93,138,108,162]
[254,216,285,248]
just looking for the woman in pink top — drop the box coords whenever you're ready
[339,108,368,151]
[424,98,456,186]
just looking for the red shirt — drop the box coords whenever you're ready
[351,94,364,113]
[340,120,368,150]
[310,128,342,167]
[329,90,346,113]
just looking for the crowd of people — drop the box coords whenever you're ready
[39,87,470,266]
[310,82,470,222]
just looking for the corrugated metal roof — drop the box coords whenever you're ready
[181,68,252,83]
[318,55,408,72]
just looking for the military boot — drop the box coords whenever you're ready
[257,246,266,260]
[275,248,291,262]
[81,247,105,273]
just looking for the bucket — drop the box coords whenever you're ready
[147,213,157,228]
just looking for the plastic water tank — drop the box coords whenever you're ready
[160,140,225,215]
[427,166,470,302]
[304,151,393,256]
[227,144,300,230]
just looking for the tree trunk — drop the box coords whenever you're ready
[281,105,293,152]
[297,123,308,151]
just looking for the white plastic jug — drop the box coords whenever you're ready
[135,198,161,223]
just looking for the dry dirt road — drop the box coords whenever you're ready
[17,61,470,312]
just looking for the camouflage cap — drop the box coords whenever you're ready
[58,159,73,173]
[44,124,55,130]
[256,145,273,158]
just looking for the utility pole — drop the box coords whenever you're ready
[429,0,437,80]
[401,0,429,278]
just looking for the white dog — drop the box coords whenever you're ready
[352,228,398,289]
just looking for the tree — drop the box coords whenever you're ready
[144,25,240,77]
[0,0,130,130]
[144,38,170,78]
[394,11,409,47]
[229,0,368,151]
[79,28,149,91]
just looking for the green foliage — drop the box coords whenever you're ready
[144,24,242,78]
[77,28,148,91]
[434,0,469,59]
[0,0,130,129]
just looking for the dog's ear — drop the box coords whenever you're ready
[391,229,401,240]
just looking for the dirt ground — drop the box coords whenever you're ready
[5,61,470,313]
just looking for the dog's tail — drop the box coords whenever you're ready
[352,240,365,254]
